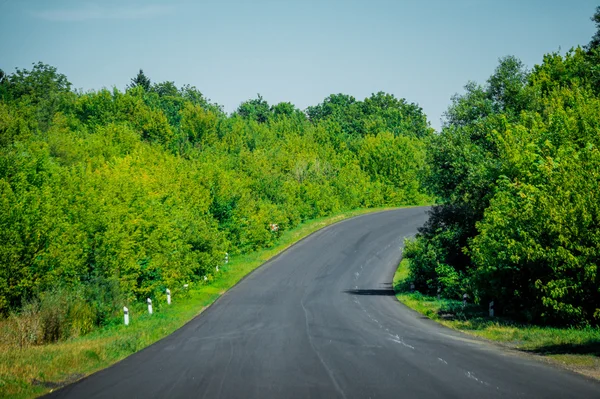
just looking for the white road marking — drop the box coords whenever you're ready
[466,371,490,386]
[388,337,415,350]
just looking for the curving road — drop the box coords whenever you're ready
[48,207,600,398]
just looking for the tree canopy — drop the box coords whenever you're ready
[406,25,600,325]
[0,63,431,342]
[128,69,151,91]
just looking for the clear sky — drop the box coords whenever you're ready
[0,0,597,130]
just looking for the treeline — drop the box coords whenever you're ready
[406,9,600,326]
[0,65,432,343]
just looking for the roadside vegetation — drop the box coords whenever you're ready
[0,58,431,396]
[3,4,600,397]
[394,258,600,378]
[0,63,431,337]
[0,208,396,398]
[404,7,600,327]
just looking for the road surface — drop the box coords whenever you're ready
[48,207,600,398]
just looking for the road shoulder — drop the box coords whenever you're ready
[393,258,600,381]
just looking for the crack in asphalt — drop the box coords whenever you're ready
[300,291,347,399]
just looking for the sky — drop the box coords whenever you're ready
[0,0,597,130]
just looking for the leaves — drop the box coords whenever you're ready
[0,68,431,333]
[407,40,600,325]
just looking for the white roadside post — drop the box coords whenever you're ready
[437,286,441,300]
[462,293,468,309]
[489,301,495,318]
[123,306,129,326]
[147,298,153,315]
[410,282,415,292]
[225,252,229,264]
[166,288,171,305]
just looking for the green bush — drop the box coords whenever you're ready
[407,26,600,325]
[0,63,432,341]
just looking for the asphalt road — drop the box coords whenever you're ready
[48,207,600,398]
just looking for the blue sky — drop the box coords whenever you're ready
[0,0,597,130]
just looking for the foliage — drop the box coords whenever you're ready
[128,69,151,92]
[307,92,433,139]
[0,208,391,399]
[0,63,431,343]
[406,15,600,326]
[394,258,600,377]
[235,94,271,123]
[588,6,600,50]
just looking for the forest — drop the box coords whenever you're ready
[0,63,432,343]
[2,8,600,350]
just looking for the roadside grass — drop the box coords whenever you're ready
[0,207,407,399]
[393,258,600,379]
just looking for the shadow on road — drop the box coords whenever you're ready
[343,289,397,296]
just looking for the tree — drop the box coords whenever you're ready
[362,92,432,138]
[306,93,357,123]
[406,9,600,324]
[588,6,600,50]
[2,62,73,130]
[236,94,271,123]
[128,69,151,91]
[271,102,301,119]
[487,56,529,115]
[152,81,178,97]
[6,62,71,102]
[0,69,7,101]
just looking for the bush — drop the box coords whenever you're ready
[0,64,432,340]
[407,41,600,325]
[39,289,70,343]
[1,301,43,347]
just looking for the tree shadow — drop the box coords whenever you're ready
[524,341,600,357]
[393,280,413,294]
[343,289,397,296]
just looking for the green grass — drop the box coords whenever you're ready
[0,207,406,399]
[393,258,600,379]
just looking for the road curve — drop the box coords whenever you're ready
[48,207,600,398]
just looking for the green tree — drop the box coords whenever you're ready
[407,9,600,325]
[3,62,73,130]
[587,6,600,50]
[306,93,357,122]
[6,62,71,101]
[128,69,151,91]
[0,60,431,338]
[487,56,529,115]
[271,102,299,119]
[236,94,271,123]
[152,81,178,97]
